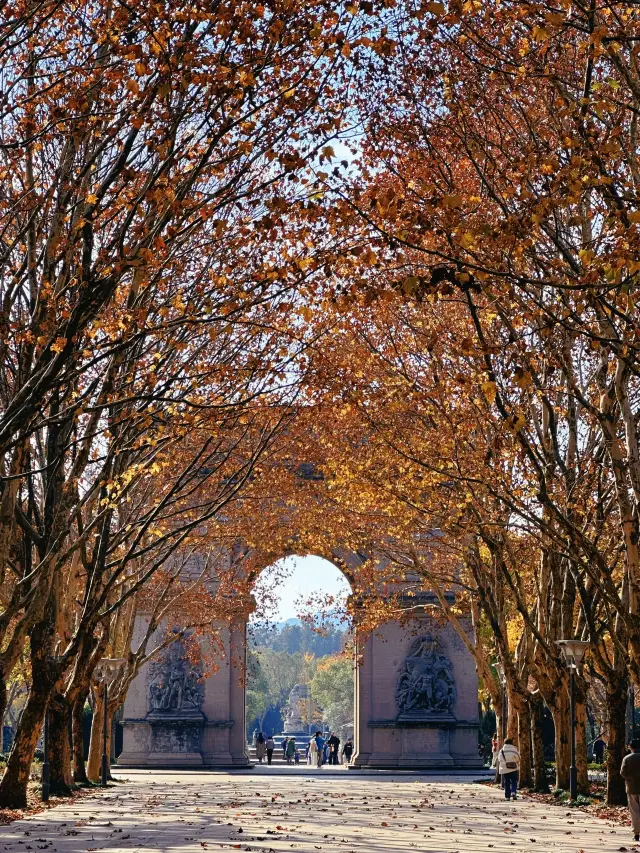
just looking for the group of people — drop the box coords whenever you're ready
[307,731,354,767]
[253,732,277,764]
[252,730,354,767]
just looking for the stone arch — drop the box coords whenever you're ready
[118,545,483,770]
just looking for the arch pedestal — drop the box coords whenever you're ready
[350,613,481,769]
[119,597,483,770]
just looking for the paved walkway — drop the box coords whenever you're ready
[0,769,634,853]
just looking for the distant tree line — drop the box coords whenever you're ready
[249,621,347,658]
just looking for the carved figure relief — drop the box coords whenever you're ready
[147,641,204,716]
[396,635,456,716]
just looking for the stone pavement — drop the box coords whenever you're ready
[0,769,634,853]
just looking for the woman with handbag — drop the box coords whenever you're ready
[497,738,521,800]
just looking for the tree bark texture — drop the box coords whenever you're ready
[0,681,49,808]
[0,616,59,808]
[72,695,89,784]
[0,676,7,730]
[86,694,114,783]
[575,688,590,795]
[517,703,533,788]
[551,695,571,790]
[48,694,73,796]
[606,671,629,806]
[530,693,549,792]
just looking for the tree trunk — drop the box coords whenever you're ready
[531,693,549,792]
[506,684,518,740]
[87,692,115,783]
[86,690,103,783]
[72,695,89,784]
[575,687,590,795]
[606,670,629,806]
[0,675,7,730]
[0,681,49,808]
[0,615,59,809]
[551,693,571,790]
[517,703,533,788]
[48,694,73,796]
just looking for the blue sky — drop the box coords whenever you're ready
[251,555,350,622]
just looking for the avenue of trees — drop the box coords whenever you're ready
[2,0,640,811]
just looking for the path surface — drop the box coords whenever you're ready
[0,769,634,853]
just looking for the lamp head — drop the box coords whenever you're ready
[95,657,127,683]
[556,640,590,669]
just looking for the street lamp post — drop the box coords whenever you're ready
[494,661,507,787]
[94,658,126,788]
[556,639,590,801]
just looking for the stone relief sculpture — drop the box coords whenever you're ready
[396,634,456,717]
[147,641,205,716]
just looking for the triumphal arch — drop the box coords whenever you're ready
[118,574,483,769]
[118,459,482,769]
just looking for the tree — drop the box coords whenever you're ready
[311,654,354,736]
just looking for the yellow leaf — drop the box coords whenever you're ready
[481,381,497,403]
[86,193,98,205]
[628,211,640,223]
[514,369,533,389]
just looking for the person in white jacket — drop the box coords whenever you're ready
[497,738,521,800]
[309,735,318,766]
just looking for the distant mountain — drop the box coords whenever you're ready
[248,617,349,657]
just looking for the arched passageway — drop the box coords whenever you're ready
[246,555,353,762]
[118,549,483,770]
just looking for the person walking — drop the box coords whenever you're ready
[497,737,520,801]
[341,738,354,765]
[314,731,325,768]
[282,736,289,762]
[265,734,275,765]
[328,732,341,765]
[285,736,296,765]
[255,732,266,764]
[491,733,499,767]
[621,738,640,842]
[309,735,318,766]
[593,734,606,765]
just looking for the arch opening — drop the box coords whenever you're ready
[246,555,355,765]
